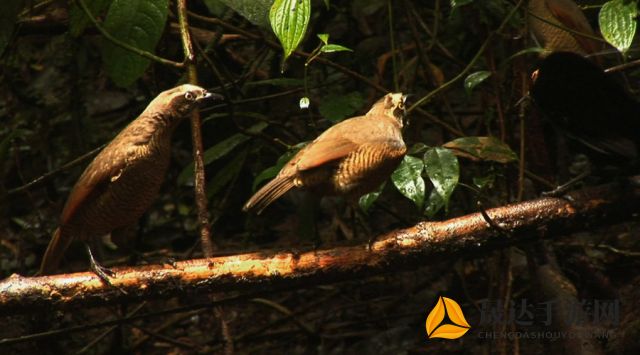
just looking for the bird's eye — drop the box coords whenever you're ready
[184,92,196,101]
[398,102,404,110]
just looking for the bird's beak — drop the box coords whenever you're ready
[198,91,224,103]
[402,94,413,105]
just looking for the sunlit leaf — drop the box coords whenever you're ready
[392,155,425,211]
[320,44,353,53]
[443,136,517,163]
[317,33,329,44]
[424,189,445,217]
[269,0,310,69]
[101,0,170,87]
[424,147,459,212]
[599,0,637,54]
[464,70,491,96]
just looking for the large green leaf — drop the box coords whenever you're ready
[0,0,24,56]
[359,182,385,213]
[269,0,310,69]
[69,0,113,37]
[100,0,169,87]
[443,136,517,163]
[178,122,268,185]
[599,0,637,54]
[392,155,426,211]
[424,147,459,212]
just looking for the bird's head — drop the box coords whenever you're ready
[156,84,222,117]
[368,92,407,127]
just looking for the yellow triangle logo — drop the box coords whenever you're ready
[425,296,471,339]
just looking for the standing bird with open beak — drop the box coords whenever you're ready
[243,93,407,214]
[39,84,222,278]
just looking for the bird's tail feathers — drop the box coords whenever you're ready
[38,227,73,275]
[243,176,295,214]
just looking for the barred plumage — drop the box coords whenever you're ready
[243,93,407,214]
[39,85,220,275]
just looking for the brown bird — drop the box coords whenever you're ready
[243,93,407,214]
[528,0,601,56]
[40,84,220,276]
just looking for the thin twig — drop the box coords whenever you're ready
[8,144,104,196]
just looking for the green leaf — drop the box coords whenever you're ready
[69,0,113,37]
[359,182,385,212]
[319,92,365,122]
[443,136,517,163]
[599,0,637,54]
[473,174,495,190]
[320,44,353,53]
[252,143,305,191]
[100,0,170,87]
[451,0,474,10]
[0,0,24,56]
[206,148,249,199]
[424,147,459,212]
[218,0,274,28]
[269,0,311,69]
[178,122,268,185]
[392,155,426,211]
[317,33,329,45]
[424,189,445,217]
[464,70,491,96]
[408,143,430,155]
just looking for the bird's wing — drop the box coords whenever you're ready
[60,145,132,224]
[546,0,600,54]
[294,138,359,171]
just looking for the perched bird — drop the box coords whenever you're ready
[530,51,640,169]
[40,84,221,276]
[243,93,407,214]
[528,0,601,56]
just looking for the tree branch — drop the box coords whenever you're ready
[1,179,638,315]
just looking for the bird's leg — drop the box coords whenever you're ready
[85,243,116,285]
